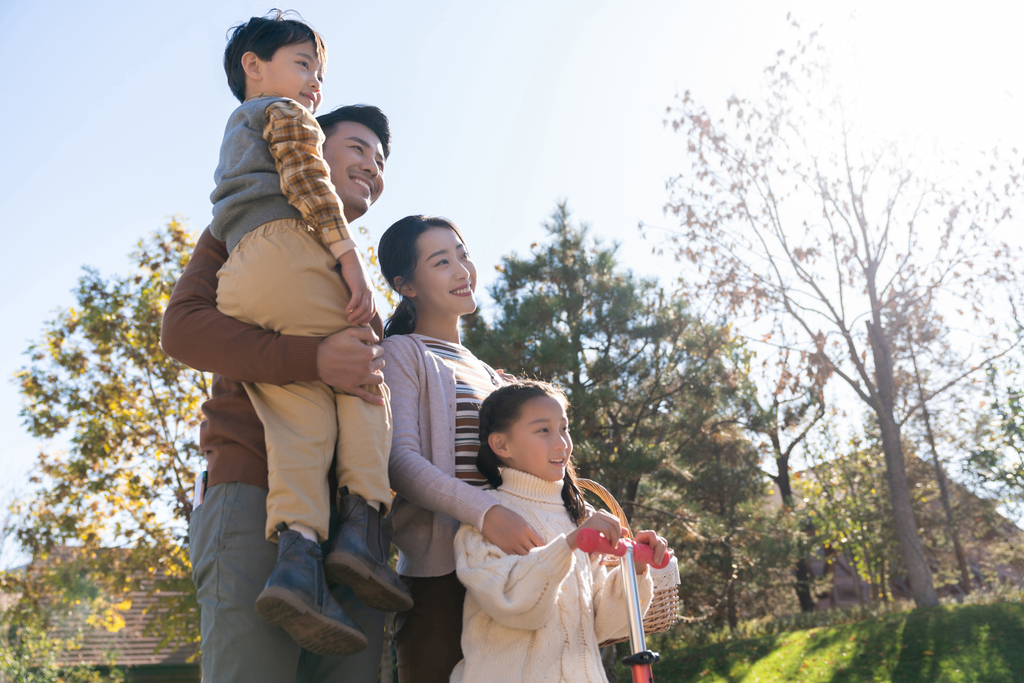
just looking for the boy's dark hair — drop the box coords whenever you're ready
[224,10,327,103]
[477,381,587,525]
[378,216,465,338]
[317,105,392,160]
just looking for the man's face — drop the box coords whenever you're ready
[322,121,385,222]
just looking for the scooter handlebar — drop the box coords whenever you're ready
[576,528,671,569]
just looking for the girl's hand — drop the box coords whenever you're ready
[632,530,670,574]
[566,510,625,552]
[482,505,543,556]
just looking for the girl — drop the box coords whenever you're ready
[451,381,668,683]
[378,216,543,683]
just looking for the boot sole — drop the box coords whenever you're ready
[324,552,414,612]
[255,586,368,656]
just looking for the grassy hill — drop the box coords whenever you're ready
[636,601,1024,682]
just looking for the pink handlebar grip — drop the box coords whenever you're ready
[576,528,671,569]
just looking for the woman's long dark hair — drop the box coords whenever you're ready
[378,215,465,338]
[477,381,587,525]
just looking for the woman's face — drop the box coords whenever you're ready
[399,227,478,322]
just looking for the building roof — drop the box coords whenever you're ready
[2,551,199,668]
[52,589,198,667]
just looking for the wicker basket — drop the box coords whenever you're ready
[577,478,681,646]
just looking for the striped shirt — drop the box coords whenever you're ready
[415,335,498,487]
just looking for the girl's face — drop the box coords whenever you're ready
[399,227,477,322]
[490,395,573,482]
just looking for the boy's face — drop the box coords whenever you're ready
[244,40,323,112]
[323,121,386,222]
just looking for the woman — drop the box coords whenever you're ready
[379,216,542,683]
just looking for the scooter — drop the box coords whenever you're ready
[576,528,670,683]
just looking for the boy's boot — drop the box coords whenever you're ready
[324,491,413,612]
[255,525,367,656]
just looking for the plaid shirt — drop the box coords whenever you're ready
[262,99,351,247]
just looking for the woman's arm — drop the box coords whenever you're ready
[454,523,575,631]
[384,339,499,528]
[383,337,543,553]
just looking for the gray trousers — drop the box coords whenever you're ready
[190,482,386,682]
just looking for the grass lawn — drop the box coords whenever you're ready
[633,601,1024,682]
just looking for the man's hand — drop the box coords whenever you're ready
[338,249,378,327]
[317,327,385,405]
[481,505,543,556]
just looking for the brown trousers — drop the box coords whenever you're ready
[217,218,393,542]
[394,573,466,683]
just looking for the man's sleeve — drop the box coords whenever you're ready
[264,100,352,249]
[160,227,322,385]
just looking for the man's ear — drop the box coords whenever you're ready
[241,51,263,83]
[394,276,416,299]
[488,432,509,459]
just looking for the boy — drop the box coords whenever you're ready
[210,12,410,656]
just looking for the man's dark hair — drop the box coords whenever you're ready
[224,10,327,103]
[317,105,392,160]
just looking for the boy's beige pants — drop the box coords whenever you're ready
[217,218,393,542]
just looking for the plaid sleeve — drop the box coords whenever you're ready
[264,100,351,246]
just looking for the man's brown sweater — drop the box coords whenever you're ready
[161,228,323,490]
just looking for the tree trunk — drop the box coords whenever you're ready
[794,557,816,612]
[867,320,939,607]
[850,557,867,606]
[925,428,973,594]
[774,446,816,612]
[726,580,738,630]
[624,476,641,524]
[914,368,973,594]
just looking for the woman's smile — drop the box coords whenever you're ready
[399,227,479,338]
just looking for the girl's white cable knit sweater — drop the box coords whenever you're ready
[451,468,653,683]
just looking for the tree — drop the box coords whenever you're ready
[904,313,975,593]
[971,353,1024,516]
[675,429,797,629]
[655,27,1021,607]
[800,417,1018,601]
[465,201,750,518]
[741,344,826,612]
[464,202,797,631]
[0,618,126,683]
[797,424,904,604]
[9,220,204,652]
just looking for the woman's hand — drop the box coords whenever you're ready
[565,510,626,552]
[482,505,544,556]
[632,530,670,574]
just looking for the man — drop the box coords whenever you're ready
[162,104,392,682]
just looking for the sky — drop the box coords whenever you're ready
[1,0,1023,529]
